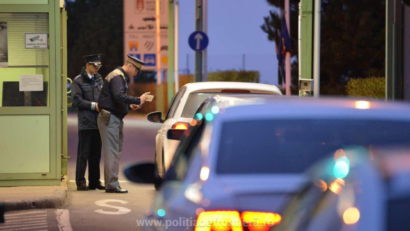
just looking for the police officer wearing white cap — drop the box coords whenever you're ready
[97,55,150,193]
[72,54,105,191]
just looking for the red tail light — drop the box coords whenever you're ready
[195,211,242,231]
[172,122,189,130]
[242,212,282,231]
[195,211,281,231]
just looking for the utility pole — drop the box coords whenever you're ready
[285,0,291,95]
[174,0,180,92]
[313,0,321,97]
[299,1,311,97]
[168,0,175,102]
[203,0,208,81]
[195,0,203,82]
[156,0,161,85]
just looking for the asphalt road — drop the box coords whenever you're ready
[65,112,162,231]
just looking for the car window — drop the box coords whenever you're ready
[165,122,205,181]
[217,119,410,174]
[305,191,342,231]
[181,92,267,118]
[387,198,410,231]
[167,87,186,119]
[165,87,186,119]
[275,185,325,231]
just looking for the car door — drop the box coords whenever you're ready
[148,121,206,230]
[156,87,186,165]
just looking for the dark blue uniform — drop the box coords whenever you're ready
[72,66,103,190]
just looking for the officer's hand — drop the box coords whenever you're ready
[140,92,151,104]
[95,103,100,112]
[130,104,142,110]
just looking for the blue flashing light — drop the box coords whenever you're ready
[157,209,166,217]
[211,106,220,114]
[205,113,214,121]
[196,113,204,120]
[334,156,350,179]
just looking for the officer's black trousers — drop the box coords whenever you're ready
[76,129,102,187]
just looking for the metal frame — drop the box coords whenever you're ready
[167,0,175,103]
[0,0,62,186]
[386,0,404,100]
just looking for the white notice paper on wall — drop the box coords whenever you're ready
[19,75,43,91]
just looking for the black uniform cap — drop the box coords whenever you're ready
[83,54,102,66]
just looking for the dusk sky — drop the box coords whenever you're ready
[178,0,279,85]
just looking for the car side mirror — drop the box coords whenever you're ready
[124,163,160,184]
[167,129,185,140]
[147,111,164,123]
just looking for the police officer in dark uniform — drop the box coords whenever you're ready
[98,55,150,193]
[72,54,105,191]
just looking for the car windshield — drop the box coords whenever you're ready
[181,92,268,118]
[217,119,410,174]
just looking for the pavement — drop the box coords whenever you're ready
[0,176,68,212]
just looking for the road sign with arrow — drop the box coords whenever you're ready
[189,31,209,52]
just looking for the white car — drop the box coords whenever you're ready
[146,82,282,189]
[127,97,410,231]
[275,146,410,231]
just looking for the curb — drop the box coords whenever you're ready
[3,177,68,212]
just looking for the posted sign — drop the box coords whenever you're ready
[124,0,168,71]
[25,33,48,49]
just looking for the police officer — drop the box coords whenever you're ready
[98,55,150,193]
[72,54,105,191]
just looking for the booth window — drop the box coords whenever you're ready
[0,13,49,107]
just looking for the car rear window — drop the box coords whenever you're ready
[387,198,410,231]
[181,92,269,118]
[216,119,410,174]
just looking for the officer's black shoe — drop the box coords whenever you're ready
[89,184,105,190]
[105,187,128,193]
[77,184,89,191]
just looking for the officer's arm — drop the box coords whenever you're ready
[110,76,141,105]
[72,81,93,110]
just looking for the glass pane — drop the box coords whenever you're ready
[0,13,50,107]
[216,119,410,174]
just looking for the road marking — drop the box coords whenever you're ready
[95,199,131,215]
[55,209,73,231]
[69,180,129,184]
[5,211,46,217]
[6,214,47,219]
[0,226,47,231]
[0,210,47,231]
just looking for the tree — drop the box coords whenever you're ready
[65,0,124,79]
[319,0,385,95]
[262,0,385,95]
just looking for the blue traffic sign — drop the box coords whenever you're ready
[189,31,209,52]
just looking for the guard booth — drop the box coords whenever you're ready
[0,0,68,186]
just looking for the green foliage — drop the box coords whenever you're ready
[320,0,385,95]
[208,70,260,83]
[262,0,386,95]
[346,77,385,98]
